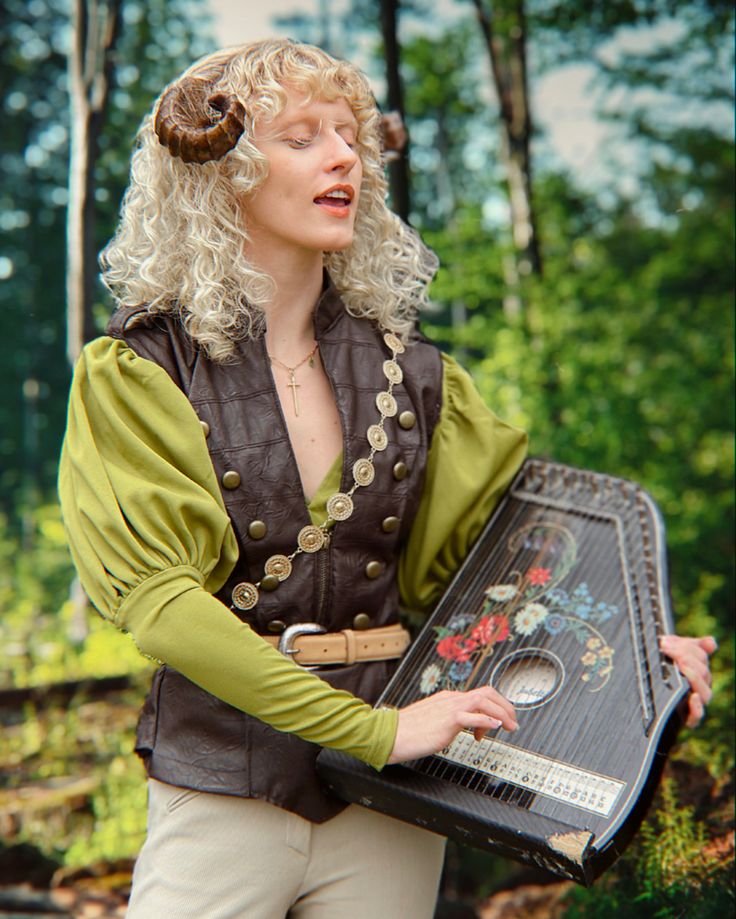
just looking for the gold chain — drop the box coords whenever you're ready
[268,342,319,417]
[231,331,406,613]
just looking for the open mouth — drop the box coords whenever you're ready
[314,186,354,210]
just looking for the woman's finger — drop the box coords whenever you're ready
[680,666,712,704]
[459,712,503,734]
[466,686,517,724]
[685,692,705,729]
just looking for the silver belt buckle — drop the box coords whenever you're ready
[278,623,327,670]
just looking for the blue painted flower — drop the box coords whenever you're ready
[544,613,566,635]
[574,603,593,619]
[448,613,475,632]
[546,588,569,608]
[449,661,473,682]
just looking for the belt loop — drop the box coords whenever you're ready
[341,628,357,665]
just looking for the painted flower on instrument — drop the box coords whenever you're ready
[579,640,615,689]
[513,602,548,636]
[436,635,477,662]
[571,583,594,619]
[471,615,510,646]
[527,567,551,586]
[484,585,518,603]
[449,660,473,683]
[544,613,566,635]
[419,663,443,695]
[544,584,620,626]
[448,612,475,631]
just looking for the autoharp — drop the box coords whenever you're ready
[317,459,688,885]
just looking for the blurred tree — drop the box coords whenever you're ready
[66,0,123,367]
[380,0,411,221]
[0,0,214,517]
[471,0,541,292]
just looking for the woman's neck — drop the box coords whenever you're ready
[249,245,324,360]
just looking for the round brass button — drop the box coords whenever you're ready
[353,613,372,630]
[260,574,279,592]
[392,461,408,481]
[267,619,286,634]
[398,411,416,430]
[222,470,241,489]
[248,520,267,540]
[381,516,400,533]
[200,419,210,438]
[365,560,383,579]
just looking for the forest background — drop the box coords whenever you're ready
[1,1,733,916]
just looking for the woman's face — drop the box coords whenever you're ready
[242,87,363,264]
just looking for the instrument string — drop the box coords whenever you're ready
[391,462,647,816]
[396,493,533,784]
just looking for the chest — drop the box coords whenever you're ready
[269,354,342,502]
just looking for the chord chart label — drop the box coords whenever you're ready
[435,733,626,817]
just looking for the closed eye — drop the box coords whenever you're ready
[286,136,314,149]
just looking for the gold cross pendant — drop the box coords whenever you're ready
[287,370,300,416]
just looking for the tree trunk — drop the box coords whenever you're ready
[471,0,542,301]
[380,0,411,222]
[66,0,122,367]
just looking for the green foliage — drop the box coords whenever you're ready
[2,692,148,867]
[561,779,734,918]
[636,778,707,892]
[426,126,735,634]
[0,503,152,688]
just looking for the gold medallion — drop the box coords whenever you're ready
[327,492,354,521]
[297,525,326,553]
[383,332,405,354]
[375,391,398,417]
[231,581,259,611]
[382,360,403,385]
[353,458,375,486]
[367,424,388,451]
[264,554,292,581]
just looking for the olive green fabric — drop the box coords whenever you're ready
[59,338,527,770]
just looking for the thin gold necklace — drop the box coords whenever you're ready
[268,342,319,416]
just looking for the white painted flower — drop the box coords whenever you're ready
[485,584,518,602]
[419,663,443,695]
[513,602,549,636]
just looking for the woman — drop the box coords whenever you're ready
[59,39,715,918]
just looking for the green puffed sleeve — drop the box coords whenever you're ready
[399,353,528,613]
[58,337,397,769]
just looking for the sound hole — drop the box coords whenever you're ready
[490,649,564,709]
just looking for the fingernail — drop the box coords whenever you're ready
[489,718,502,729]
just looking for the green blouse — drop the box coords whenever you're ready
[58,337,527,770]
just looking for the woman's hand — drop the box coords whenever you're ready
[660,634,717,728]
[388,686,518,765]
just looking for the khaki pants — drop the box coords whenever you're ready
[127,779,446,919]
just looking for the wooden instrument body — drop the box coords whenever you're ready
[318,460,688,885]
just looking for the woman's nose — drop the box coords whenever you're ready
[324,132,359,172]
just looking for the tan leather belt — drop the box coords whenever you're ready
[262,622,411,667]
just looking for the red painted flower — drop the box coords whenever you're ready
[471,615,510,646]
[528,567,551,586]
[436,636,478,661]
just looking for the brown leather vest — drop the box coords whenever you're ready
[106,281,443,822]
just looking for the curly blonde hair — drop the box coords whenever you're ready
[101,39,438,361]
